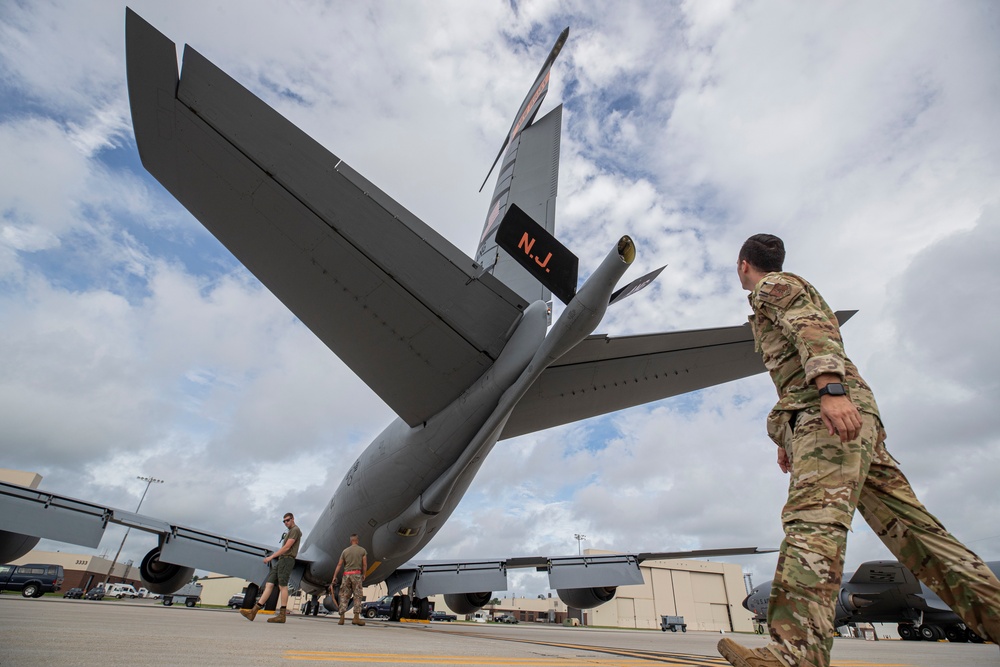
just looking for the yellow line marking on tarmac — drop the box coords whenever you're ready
[285,651,669,665]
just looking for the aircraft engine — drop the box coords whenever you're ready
[0,530,40,564]
[443,591,492,614]
[139,546,196,595]
[556,586,617,609]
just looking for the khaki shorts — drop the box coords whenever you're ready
[265,556,295,586]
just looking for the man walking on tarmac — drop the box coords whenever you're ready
[719,234,1000,667]
[240,512,302,624]
[333,533,368,626]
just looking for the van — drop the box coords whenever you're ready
[104,583,138,598]
[0,563,65,597]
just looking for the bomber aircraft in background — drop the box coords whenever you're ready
[0,9,795,619]
[744,560,1000,643]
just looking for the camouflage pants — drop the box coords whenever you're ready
[765,410,1000,667]
[338,573,363,615]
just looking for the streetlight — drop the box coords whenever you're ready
[574,533,586,556]
[104,476,163,584]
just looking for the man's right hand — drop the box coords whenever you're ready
[777,446,790,474]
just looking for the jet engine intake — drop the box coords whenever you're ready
[556,586,617,609]
[443,591,492,614]
[140,546,196,595]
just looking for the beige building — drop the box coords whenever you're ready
[587,552,755,632]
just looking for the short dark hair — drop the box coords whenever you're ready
[283,512,294,520]
[739,234,785,272]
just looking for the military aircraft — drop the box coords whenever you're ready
[744,560,1000,643]
[0,10,788,619]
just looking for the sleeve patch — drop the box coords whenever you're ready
[766,283,791,299]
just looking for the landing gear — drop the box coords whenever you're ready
[302,594,322,616]
[387,595,430,621]
[897,623,918,641]
[967,628,985,643]
[944,625,968,643]
[918,624,944,641]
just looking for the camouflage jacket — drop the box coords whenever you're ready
[748,272,879,417]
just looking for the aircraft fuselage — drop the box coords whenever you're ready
[298,241,635,595]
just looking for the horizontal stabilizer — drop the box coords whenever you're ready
[496,203,578,304]
[609,265,665,305]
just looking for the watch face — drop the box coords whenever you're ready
[823,383,846,396]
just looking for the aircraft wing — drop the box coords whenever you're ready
[125,10,527,427]
[0,480,280,586]
[500,311,857,439]
[383,547,775,598]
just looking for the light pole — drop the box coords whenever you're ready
[574,533,586,556]
[104,476,163,584]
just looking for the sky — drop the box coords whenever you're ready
[2,0,999,598]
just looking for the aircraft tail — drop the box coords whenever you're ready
[475,28,568,311]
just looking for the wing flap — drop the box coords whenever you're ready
[126,12,526,425]
[0,480,273,583]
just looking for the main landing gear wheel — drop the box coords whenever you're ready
[897,623,917,641]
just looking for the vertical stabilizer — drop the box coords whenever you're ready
[475,28,568,313]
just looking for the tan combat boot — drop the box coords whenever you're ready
[239,603,260,621]
[717,638,791,667]
[338,611,345,625]
[352,612,366,626]
[267,607,287,624]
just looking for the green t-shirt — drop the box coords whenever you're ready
[281,525,302,558]
[340,543,367,571]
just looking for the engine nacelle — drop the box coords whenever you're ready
[443,591,492,614]
[0,530,40,564]
[139,547,196,595]
[557,586,617,609]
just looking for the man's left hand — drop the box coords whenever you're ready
[820,395,862,442]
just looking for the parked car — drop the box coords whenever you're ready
[496,614,519,624]
[430,611,457,622]
[228,593,245,609]
[62,587,84,599]
[85,587,106,600]
[361,595,394,619]
[0,563,64,598]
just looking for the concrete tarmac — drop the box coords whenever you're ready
[1,595,998,666]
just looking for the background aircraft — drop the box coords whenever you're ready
[744,560,1000,643]
[0,10,776,618]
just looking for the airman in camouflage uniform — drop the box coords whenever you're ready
[333,533,368,626]
[719,234,1000,667]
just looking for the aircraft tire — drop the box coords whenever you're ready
[966,628,985,643]
[944,625,967,642]
[897,623,917,641]
[919,624,944,641]
[389,596,402,622]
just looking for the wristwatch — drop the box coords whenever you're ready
[818,383,847,397]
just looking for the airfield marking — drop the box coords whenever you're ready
[285,650,676,664]
[333,625,913,667]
